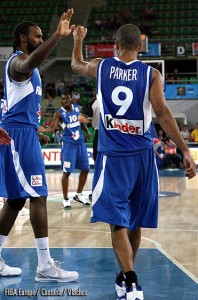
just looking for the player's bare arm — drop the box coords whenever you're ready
[81,123,91,141]
[71,25,101,77]
[150,69,196,178]
[39,112,61,133]
[150,69,188,151]
[11,9,75,80]
[78,115,92,123]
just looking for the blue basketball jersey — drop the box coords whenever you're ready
[58,104,84,144]
[96,57,154,156]
[1,51,42,130]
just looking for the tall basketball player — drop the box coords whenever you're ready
[0,9,79,282]
[71,24,196,300]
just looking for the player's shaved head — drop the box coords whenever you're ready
[116,24,142,50]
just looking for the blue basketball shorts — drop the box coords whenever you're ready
[0,126,48,199]
[91,148,159,230]
[61,142,90,173]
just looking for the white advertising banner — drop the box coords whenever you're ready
[42,146,198,166]
[42,147,95,166]
[0,47,12,61]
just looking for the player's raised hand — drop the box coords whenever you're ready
[73,25,87,41]
[56,8,75,37]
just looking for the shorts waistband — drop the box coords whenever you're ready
[0,123,37,129]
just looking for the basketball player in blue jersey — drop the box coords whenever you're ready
[39,92,91,209]
[0,9,79,282]
[71,25,196,300]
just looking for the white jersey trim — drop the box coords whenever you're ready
[113,57,139,65]
[97,60,105,125]
[5,55,34,111]
[7,81,34,111]
[91,155,107,210]
[143,66,152,133]
[11,139,40,197]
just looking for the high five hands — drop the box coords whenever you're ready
[57,8,76,37]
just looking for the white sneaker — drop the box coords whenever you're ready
[126,283,144,300]
[0,197,4,210]
[73,194,91,206]
[115,280,126,300]
[0,258,22,276]
[35,259,79,283]
[63,199,71,210]
[18,206,29,216]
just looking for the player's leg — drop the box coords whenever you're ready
[127,227,141,262]
[73,144,90,205]
[122,149,158,299]
[29,196,78,283]
[62,172,70,200]
[61,143,76,209]
[0,199,25,276]
[77,170,88,194]
[29,196,48,238]
[111,225,143,300]
[73,170,90,205]
[110,225,134,273]
[91,154,144,299]
[0,137,24,276]
[26,136,78,282]
[62,172,72,209]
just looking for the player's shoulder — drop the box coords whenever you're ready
[101,57,116,65]
[73,103,80,110]
[57,107,63,112]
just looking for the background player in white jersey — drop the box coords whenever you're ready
[71,24,196,300]
[0,9,79,282]
[39,92,91,209]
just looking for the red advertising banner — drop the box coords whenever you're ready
[85,44,116,58]
[192,43,198,56]
[85,35,148,58]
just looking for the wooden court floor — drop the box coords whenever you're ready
[4,168,198,281]
[3,169,198,300]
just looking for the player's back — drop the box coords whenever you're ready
[97,57,154,156]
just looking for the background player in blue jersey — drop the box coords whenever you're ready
[71,25,196,300]
[39,92,91,209]
[0,9,79,282]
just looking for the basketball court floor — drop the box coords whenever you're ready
[0,168,198,299]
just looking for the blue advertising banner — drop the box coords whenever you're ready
[165,84,198,99]
[139,43,161,57]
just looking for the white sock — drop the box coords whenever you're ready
[0,235,7,258]
[35,237,51,268]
